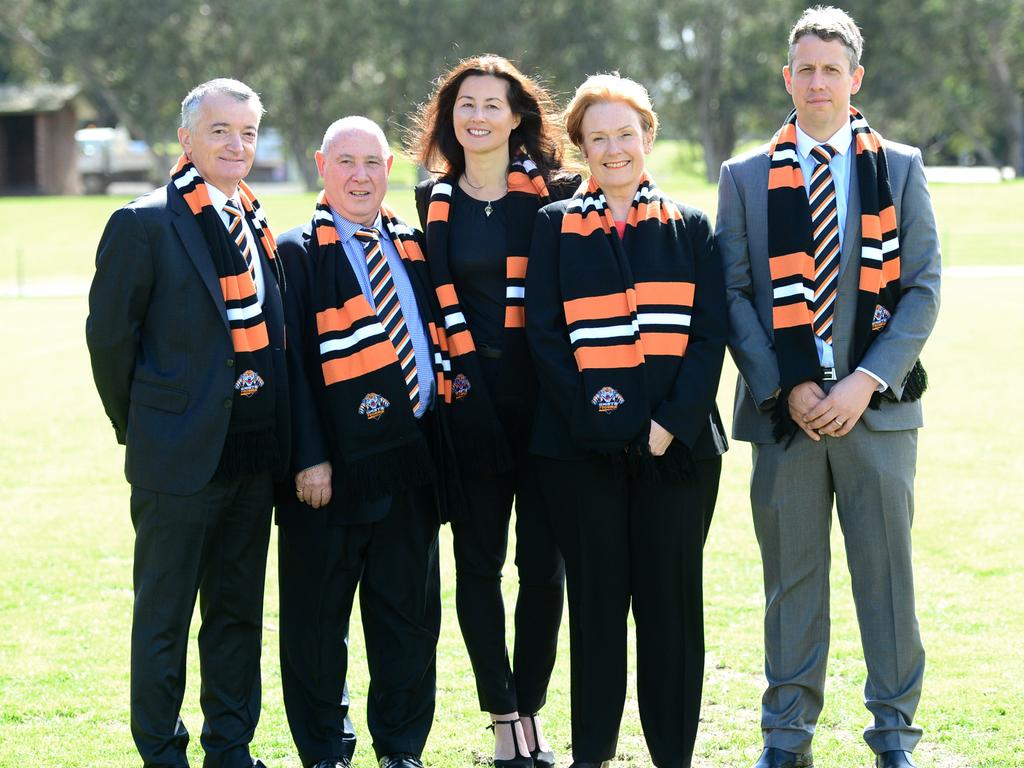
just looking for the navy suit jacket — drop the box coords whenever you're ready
[86,181,290,495]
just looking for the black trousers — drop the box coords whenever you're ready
[449,354,565,715]
[278,484,441,764]
[450,449,565,714]
[129,472,274,768]
[538,454,721,768]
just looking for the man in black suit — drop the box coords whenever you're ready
[274,116,443,768]
[87,78,289,768]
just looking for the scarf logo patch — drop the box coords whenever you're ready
[452,373,472,400]
[358,392,390,421]
[872,304,892,331]
[592,386,625,413]
[234,369,264,397]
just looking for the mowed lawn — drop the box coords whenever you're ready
[0,148,1022,285]
[0,167,1022,767]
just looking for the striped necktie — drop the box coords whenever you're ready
[224,198,257,284]
[355,227,420,414]
[809,143,840,344]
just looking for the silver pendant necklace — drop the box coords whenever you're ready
[484,201,493,217]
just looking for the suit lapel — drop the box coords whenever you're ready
[168,182,230,333]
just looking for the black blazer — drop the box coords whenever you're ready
[273,223,392,526]
[86,182,290,495]
[524,198,729,462]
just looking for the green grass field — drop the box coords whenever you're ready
[0,150,1022,767]
[0,146,1021,286]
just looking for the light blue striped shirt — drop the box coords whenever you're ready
[331,208,434,416]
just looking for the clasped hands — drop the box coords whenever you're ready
[788,370,877,442]
[295,461,332,508]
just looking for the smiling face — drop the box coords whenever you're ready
[177,91,260,196]
[315,127,393,226]
[784,34,864,141]
[452,74,521,158]
[579,100,652,199]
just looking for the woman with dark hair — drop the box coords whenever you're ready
[407,55,576,768]
[525,74,728,768]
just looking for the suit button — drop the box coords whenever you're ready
[226,358,234,367]
[223,398,232,409]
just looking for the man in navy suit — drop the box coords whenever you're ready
[87,78,289,768]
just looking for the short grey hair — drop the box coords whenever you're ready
[180,78,264,132]
[320,116,392,156]
[788,6,864,72]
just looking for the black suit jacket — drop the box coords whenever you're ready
[273,222,394,526]
[86,181,290,495]
[524,198,729,462]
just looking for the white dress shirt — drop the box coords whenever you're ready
[207,183,266,306]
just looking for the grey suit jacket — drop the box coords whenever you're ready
[716,139,941,444]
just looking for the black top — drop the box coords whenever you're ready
[447,184,509,349]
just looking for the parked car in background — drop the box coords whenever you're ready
[75,126,154,194]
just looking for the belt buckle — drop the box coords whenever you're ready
[821,367,838,381]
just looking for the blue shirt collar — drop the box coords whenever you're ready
[331,208,387,244]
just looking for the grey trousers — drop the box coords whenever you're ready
[750,422,925,755]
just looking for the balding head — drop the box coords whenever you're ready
[315,116,394,227]
[320,116,392,158]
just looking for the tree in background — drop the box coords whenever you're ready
[2,0,1021,186]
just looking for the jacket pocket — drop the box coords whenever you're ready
[130,379,189,414]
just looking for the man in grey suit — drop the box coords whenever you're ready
[716,7,940,768]
[87,78,289,768]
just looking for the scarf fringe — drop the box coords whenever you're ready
[217,427,283,479]
[340,439,436,502]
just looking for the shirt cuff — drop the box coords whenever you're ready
[855,366,888,392]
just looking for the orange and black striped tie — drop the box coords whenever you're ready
[355,228,420,414]
[224,199,257,284]
[809,143,839,344]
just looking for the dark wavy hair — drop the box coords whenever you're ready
[407,54,567,181]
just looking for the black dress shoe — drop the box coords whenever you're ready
[876,751,917,768]
[522,713,554,768]
[312,759,353,768]
[568,762,610,767]
[378,755,424,768]
[752,747,814,768]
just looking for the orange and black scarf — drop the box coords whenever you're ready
[309,193,443,499]
[171,155,283,477]
[558,174,694,462]
[767,107,927,440]
[421,152,550,471]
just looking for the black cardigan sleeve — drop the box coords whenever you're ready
[651,208,728,449]
[524,203,583,426]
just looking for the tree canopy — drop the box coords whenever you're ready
[2,0,1021,185]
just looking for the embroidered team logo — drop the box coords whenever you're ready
[872,304,892,332]
[452,373,472,400]
[592,386,625,413]
[358,392,390,421]
[234,369,264,397]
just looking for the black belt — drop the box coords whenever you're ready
[821,367,838,381]
[477,344,503,360]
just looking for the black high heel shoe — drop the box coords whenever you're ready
[522,713,555,768]
[489,718,534,768]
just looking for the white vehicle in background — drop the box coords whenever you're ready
[75,126,154,194]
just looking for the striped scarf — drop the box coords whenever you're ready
[558,174,694,457]
[309,193,440,500]
[767,107,927,440]
[170,155,283,477]
[421,152,550,473]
